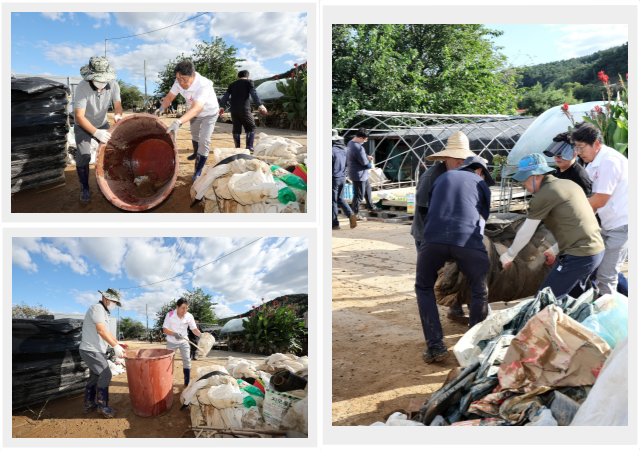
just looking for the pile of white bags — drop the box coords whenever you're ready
[258,353,308,375]
[254,133,307,168]
[226,357,260,379]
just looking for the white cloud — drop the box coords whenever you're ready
[93,23,101,29]
[51,237,128,274]
[284,60,295,67]
[550,24,628,59]
[236,48,272,79]
[68,12,75,20]
[41,12,65,22]
[84,12,111,26]
[40,243,88,275]
[12,237,41,272]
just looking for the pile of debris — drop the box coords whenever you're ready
[368,289,628,427]
[181,353,309,438]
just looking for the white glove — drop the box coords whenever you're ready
[259,105,267,114]
[93,129,111,143]
[114,114,122,123]
[113,344,125,358]
[154,107,166,117]
[500,251,516,268]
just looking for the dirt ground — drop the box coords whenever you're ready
[331,217,629,426]
[11,340,265,438]
[10,111,307,213]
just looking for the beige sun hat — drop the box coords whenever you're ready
[426,131,486,163]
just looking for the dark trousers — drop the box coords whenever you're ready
[415,242,490,349]
[351,179,375,215]
[539,251,604,301]
[332,177,353,227]
[231,109,257,134]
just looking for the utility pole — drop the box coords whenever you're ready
[146,303,149,334]
[144,60,147,111]
[105,38,107,58]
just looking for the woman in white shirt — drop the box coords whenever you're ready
[162,298,201,386]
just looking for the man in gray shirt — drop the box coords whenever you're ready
[74,56,122,202]
[79,288,126,418]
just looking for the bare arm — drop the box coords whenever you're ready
[95,322,118,347]
[75,108,98,135]
[113,101,123,117]
[178,101,204,123]
[161,92,177,108]
[588,193,611,212]
[192,328,202,337]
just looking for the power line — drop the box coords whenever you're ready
[106,12,209,41]
[160,237,192,291]
[121,238,263,290]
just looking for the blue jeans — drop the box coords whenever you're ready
[539,251,605,301]
[332,177,352,227]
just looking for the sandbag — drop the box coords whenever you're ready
[206,383,244,409]
[226,357,259,379]
[227,170,278,205]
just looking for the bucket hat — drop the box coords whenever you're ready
[512,153,555,182]
[80,56,117,82]
[98,287,122,306]
[426,131,486,162]
[331,129,343,141]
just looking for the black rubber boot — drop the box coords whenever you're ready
[183,368,191,387]
[192,154,208,182]
[423,347,450,364]
[245,132,255,152]
[96,386,116,418]
[76,165,91,202]
[233,134,241,148]
[187,140,199,161]
[83,385,98,413]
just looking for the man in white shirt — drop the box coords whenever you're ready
[155,61,220,182]
[572,122,628,296]
[162,297,202,386]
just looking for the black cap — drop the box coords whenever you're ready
[458,156,496,187]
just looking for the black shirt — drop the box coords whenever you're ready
[410,162,448,240]
[188,323,202,342]
[220,79,262,111]
[553,162,592,197]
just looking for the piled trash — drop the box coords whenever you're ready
[180,353,309,437]
[254,132,307,168]
[11,77,71,193]
[190,146,307,214]
[12,318,89,410]
[369,288,628,426]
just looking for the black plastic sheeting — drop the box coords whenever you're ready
[11,77,70,193]
[12,318,90,410]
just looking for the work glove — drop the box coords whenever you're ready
[219,108,225,116]
[166,120,182,142]
[500,251,516,269]
[93,129,111,143]
[114,114,122,123]
[154,106,166,117]
[259,105,267,114]
[174,332,184,340]
[112,344,125,358]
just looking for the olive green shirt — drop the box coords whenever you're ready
[528,174,604,257]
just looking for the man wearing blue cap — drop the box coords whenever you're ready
[543,131,592,197]
[415,156,495,364]
[500,153,604,300]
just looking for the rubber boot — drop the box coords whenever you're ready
[76,165,91,202]
[232,133,241,149]
[83,385,98,413]
[96,386,116,418]
[183,368,191,387]
[192,154,208,183]
[245,132,255,152]
[187,140,199,161]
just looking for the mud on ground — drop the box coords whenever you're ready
[11,340,265,438]
[331,217,628,426]
[10,112,307,213]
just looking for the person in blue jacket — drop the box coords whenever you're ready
[332,129,357,230]
[347,128,380,219]
[415,156,495,364]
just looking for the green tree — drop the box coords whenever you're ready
[12,301,52,318]
[117,79,144,109]
[518,82,578,116]
[119,317,147,339]
[155,36,244,97]
[332,24,522,127]
[153,287,219,330]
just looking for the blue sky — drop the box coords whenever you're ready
[11,12,307,93]
[486,24,628,67]
[12,237,308,325]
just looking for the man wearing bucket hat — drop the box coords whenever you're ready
[410,131,485,324]
[542,131,592,197]
[74,56,122,202]
[162,297,202,387]
[332,129,357,230]
[347,128,379,219]
[155,60,220,183]
[79,288,126,418]
[500,153,604,300]
[415,156,495,364]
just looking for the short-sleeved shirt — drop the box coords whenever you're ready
[410,162,448,240]
[74,79,121,129]
[346,140,371,181]
[332,140,348,178]
[221,79,262,111]
[169,72,219,117]
[584,145,628,230]
[162,310,197,344]
[79,303,111,354]
[422,169,491,249]
[527,174,604,257]
[553,162,592,198]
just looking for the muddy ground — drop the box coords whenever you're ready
[11,111,307,213]
[331,217,629,426]
[11,340,265,438]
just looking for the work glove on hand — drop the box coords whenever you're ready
[166,120,182,142]
[173,332,184,340]
[259,105,267,114]
[154,107,166,117]
[500,251,516,269]
[219,108,225,116]
[93,129,111,143]
[114,114,122,123]
[112,344,125,358]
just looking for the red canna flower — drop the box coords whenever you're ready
[290,73,294,77]
[598,71,609,84]
[252,306,255,309]
[274,75,278,79]
[626,73,628,80]
[562,103,569,111]
[594,105,603,114]
[294,63,298,67]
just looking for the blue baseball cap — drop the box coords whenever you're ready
[512,153,555,182]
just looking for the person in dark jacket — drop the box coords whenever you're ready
[347,128,379,218]
[332,129,357,230]
[415,156,495,364]
[188,317,203,361]
[219,70,267,152]
[543,131,592,198]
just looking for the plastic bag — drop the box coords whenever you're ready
[206,383,244,409]
[196,332,215,358]
[270,165,307,190]
[11,76,71,96]
[226,357,259,379]
[280,396,309,434]
[570,337,628,426]
[525,407,558,426]
[262,388,302,429]
[580,293,628,349]
[241,406,264,429]
[384,412,424,426]
[227,170,278,205]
